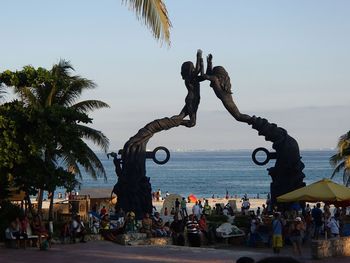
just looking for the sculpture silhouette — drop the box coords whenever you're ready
[111,51,204,219]
[172,49,204,127]
[112,117,182,219]
[203,53,305,209]
[249,116,306,209]
[203,54,251,123]
[111,50,306,217]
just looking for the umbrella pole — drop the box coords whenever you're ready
[324,218,327,240]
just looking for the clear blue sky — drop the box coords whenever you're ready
[1,0,349,151]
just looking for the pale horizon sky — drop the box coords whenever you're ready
[1,1,349,151]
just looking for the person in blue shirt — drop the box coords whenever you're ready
[272,212,283,254]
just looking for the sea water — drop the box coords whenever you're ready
[78,150,338,199]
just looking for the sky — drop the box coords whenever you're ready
[1,0,349,151]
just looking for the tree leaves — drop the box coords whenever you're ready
[122,0,172,46]
[330,131,350,186]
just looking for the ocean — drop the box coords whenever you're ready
[77,150,340,199]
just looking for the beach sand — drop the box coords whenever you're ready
[153,197,266,215]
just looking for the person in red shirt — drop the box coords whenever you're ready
[100,206,107,217]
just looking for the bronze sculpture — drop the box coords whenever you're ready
[249,116,306,209]
[203,54,251,123]
[111,50,305,217]
[172,49,204,127]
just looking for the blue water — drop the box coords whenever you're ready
[77,150,340,198]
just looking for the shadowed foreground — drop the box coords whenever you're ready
[1,241,349,263]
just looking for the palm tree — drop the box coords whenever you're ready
[122,0,172,46]
[12,60,110,215]
[0,84,6,102]
[330,131,350,186]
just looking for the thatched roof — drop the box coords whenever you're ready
[79,188,114,199]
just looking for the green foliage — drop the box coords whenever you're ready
[330,131,350,186]
[122,0,172,46]
[0,61,109,213]
[0,174,10,200]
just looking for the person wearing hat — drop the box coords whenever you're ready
[124,211,137,233]
[289,216,305,256]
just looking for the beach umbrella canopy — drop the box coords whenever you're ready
[188,194,198,203]
[277,178,350,203]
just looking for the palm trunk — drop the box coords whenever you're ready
[37,188,44,215]
[48,190,55,221]
[48,190,55,235]
[26,194,34,216]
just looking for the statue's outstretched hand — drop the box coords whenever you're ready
[207,54,213,63]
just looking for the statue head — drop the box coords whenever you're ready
[212,66,232,94]
[181,61,195,80]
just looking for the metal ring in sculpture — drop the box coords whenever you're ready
[152,146,170,165]
[252,147,271,166]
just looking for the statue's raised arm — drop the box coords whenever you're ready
[203,54,251,123]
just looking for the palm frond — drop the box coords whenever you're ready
[343,168,350,186]
[0,84,7,102]
[330,161,345,179]
[52,60,74,75]
[71,100,110,113]
[123,0,172,46]
[330,153,341,166]
[76,124,109,152]
[78,141,107,181]
[60,154,82,179]
[58,78,97,107]
[17,87,38,107]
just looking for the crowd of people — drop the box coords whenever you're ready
[246,201,346,257]
[91,191,350,254]
[60,214,87,244]
[6,191,350,260]
[5,213,50,249]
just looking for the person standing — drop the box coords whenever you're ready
[327,216,340,238]
[242,198,251,215]
[289,217,305,257]
[203,200,211,216]
[192,201,201,220]
[272,213,283,254]
[180,197,188,217]
[256,207,261,217]
[311,203,323,239]
[175,198,180,216]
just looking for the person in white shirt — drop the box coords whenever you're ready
[192,202,201,219]
[241,198,251,215]
[71,215,86,243]
[327,216,340,237]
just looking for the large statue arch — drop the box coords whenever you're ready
[110,50,305,218]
